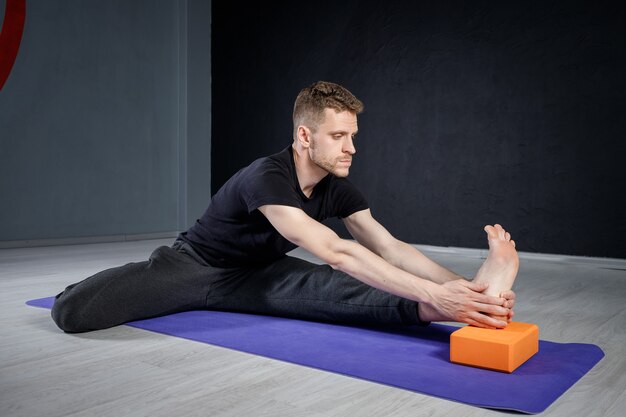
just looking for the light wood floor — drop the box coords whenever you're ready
[1,239,624,417]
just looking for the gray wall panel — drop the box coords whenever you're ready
[0,0,211,244]
[186,0,212,228]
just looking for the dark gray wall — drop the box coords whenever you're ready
[212,0,625,258]
[0,0,211,244]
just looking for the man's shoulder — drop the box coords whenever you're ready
[230,147,295,196]
[245,145,292,175]
[240,146,301,212]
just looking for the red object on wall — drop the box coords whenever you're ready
[0,0,26,91]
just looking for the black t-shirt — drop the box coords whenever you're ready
[180,145,369,267]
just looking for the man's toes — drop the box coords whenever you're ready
[505,232,511,241]
[484,225,498,239]
[510,239,516,248]
[495,224,506,239]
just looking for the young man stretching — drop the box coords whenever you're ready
[52,81,518,333]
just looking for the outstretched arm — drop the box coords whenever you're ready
[343,209,464,284]
[344,209,516,321]
[259,204,511,328]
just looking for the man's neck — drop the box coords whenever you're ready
[291,144,328,198]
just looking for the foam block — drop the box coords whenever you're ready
[450,322,539,373]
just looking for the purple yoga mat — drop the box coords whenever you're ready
[27,296,603,414]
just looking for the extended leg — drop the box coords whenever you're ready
[51,242,215,333]
[204,256,427,326]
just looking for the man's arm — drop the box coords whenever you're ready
[258,204,511,328]
[343,209,516,318]
[343,209,463,285]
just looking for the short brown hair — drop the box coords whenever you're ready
[293,81,364,136]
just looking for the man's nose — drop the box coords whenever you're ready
[343,137,356,155]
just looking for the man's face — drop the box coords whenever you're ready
[309,109,358,178]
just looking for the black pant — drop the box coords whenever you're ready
[51,240,424,333]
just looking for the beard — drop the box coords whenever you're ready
[309,139,350,178]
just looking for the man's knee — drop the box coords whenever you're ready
[51,291,91,333]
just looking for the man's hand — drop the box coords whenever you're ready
[418,280,511,329]
[501,289,516,322]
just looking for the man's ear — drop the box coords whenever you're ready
[296,125,312,149]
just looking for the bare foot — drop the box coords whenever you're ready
[473,224,519,321]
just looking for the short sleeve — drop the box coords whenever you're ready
[242,162,302,213]
[328,177,369,218]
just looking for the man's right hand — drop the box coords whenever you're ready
[418,279,510,329]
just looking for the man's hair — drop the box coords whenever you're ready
[293,81,364,136]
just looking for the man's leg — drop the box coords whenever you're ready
[204,256,428,326]
[51,241,216,333]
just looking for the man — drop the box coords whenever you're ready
[52,81,517,333]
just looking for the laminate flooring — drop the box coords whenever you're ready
[1,239,624,416]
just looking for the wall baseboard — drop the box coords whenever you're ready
[290,243,626,270]
[2,235,624,270]
[0,231,180,249]
[413,244,626,270]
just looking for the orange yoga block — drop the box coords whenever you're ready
[450,322,539,373]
